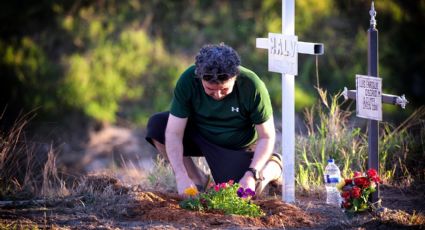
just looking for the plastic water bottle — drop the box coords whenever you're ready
[324,158,341,206]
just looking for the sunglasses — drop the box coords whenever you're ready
[201,73,232,82]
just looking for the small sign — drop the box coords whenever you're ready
[356,74,382,121]
[268,33,298,75]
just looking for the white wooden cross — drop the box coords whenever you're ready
[256,0,324,202]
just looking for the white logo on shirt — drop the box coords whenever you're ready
[231,107,239,112]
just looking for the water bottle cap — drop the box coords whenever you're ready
[327,158,334,163]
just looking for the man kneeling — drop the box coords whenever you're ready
[145,43,282,196]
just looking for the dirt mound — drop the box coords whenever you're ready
[0,175,423,229]
[1,187,424,229]
[124,191,319,229]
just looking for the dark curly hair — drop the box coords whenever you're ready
[194,43,241,83]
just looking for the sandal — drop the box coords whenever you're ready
[255,153,283,197]
[195,174,213,192]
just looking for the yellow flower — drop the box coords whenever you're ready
[336,180,345,192]
[184,186,199,197]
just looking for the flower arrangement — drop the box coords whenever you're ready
[179,180,264,217]
[337,168,382,213]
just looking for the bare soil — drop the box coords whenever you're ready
[1,126,423,229]
[1,177,424,229]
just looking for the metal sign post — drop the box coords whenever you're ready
[256,0,324,203]
[342,1,408,203]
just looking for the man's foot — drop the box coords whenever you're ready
[267,177,282,196]
[255,153,283,198]
[195,174,213,192]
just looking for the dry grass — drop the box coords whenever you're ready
[0,110,69,200]
[0,220,42,230]
[73,174,128,198]
[376,208,425,227]
[145,155,176,191]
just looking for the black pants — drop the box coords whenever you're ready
[145,112,255,184]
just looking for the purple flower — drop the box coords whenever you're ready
[245,188,256,197]
[237,187,256,198]
[237,187,246,198]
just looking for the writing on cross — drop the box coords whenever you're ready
[255,0,324,203]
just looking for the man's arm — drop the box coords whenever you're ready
[249,116,276,171]
[165,114,195,194]
[239,116,276,190]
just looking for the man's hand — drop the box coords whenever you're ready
[176,174,196,196]
[165,114,194,196]
[238,171,256,192]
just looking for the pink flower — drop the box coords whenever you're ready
[207,182,215,189]
[220,183,227,189]
[214,185,220,192]
[228,180,234,185]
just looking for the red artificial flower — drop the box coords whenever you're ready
[341,191,351,200]
[344,178,353,185]
[353,171,362,177]
[342,201,352,209]
[367,169,377,178]
[351,186,361,198]
[340,169,382,212]
[354,177,370,189]
[367,169,381,183]
[372,175,381,183]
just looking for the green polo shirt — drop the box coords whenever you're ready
[170,65,272,149]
